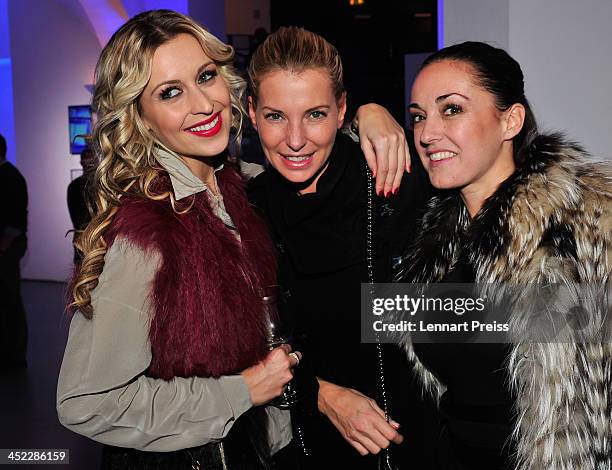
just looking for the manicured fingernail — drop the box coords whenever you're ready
[376,189,382,196]
[385,190,391,198]
[393,188,399,195]
[390,420,400,428]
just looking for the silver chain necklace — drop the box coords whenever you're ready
[365,162,399,470]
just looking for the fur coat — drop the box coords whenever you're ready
[105,167,277,380]
[395,134,612,470]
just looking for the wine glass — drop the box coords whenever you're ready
[263,286,313,458]
[262,286,300,409]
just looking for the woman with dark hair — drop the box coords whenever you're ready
[396,41,611,469]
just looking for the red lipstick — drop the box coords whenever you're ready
[184,112,223,137]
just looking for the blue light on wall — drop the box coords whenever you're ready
[123,0,188,18]
[144,0,188,14]
[82,0,189,46]
[437,0,444,49]
[0,0,16,164]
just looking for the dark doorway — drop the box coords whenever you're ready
[270,0,437,123]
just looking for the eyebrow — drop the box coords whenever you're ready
[261,105,331,113]
[436,92,469,102]
[150,61,215,96]
[409,92,470,110]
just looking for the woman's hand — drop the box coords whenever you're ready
[317,379,403,455]
[241,345,298,406]
[355,103,411,197]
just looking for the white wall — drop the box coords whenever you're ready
[509,0,612,159]
[9,0,100,281]
[443,0,612,160]
[443,0,509,50]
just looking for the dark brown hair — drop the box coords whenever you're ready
[423,42,538,165]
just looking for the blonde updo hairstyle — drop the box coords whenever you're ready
[247,26,345,105]
[72,9,246,317]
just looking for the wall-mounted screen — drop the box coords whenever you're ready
[68,105,92,154]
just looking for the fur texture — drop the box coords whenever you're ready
[396,134,612,469]
[106,167,277,379]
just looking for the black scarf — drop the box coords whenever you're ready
[252,133,369,275]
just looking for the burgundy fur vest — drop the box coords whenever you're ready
[106,167,276,380]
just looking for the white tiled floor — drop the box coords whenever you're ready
[0,281,101,469]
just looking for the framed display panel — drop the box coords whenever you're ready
[68,105,92,154]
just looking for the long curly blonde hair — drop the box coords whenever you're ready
[72,10,246,317]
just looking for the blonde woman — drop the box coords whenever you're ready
[56,10,296,469]
[246,27,435,469]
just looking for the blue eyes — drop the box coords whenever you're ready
[159,69,218,100]
[160,87,181,100]
[197,69,217,84]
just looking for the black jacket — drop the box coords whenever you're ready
[248,132,436,467]
[0,161,28,238]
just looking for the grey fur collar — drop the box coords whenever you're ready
[396,133,612,469]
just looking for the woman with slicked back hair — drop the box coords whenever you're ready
[396,41,611,469]
[56,10,298,469]
[247,26,436,469]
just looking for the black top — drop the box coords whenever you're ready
[0,161,28,238]
[248,132,436,468]
[67,176,91,233]
[413,255,515,470]
[67,175,92,263]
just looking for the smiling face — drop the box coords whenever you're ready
[409,60,520,205]
[139,33,231,163]
[248,68,346,194]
